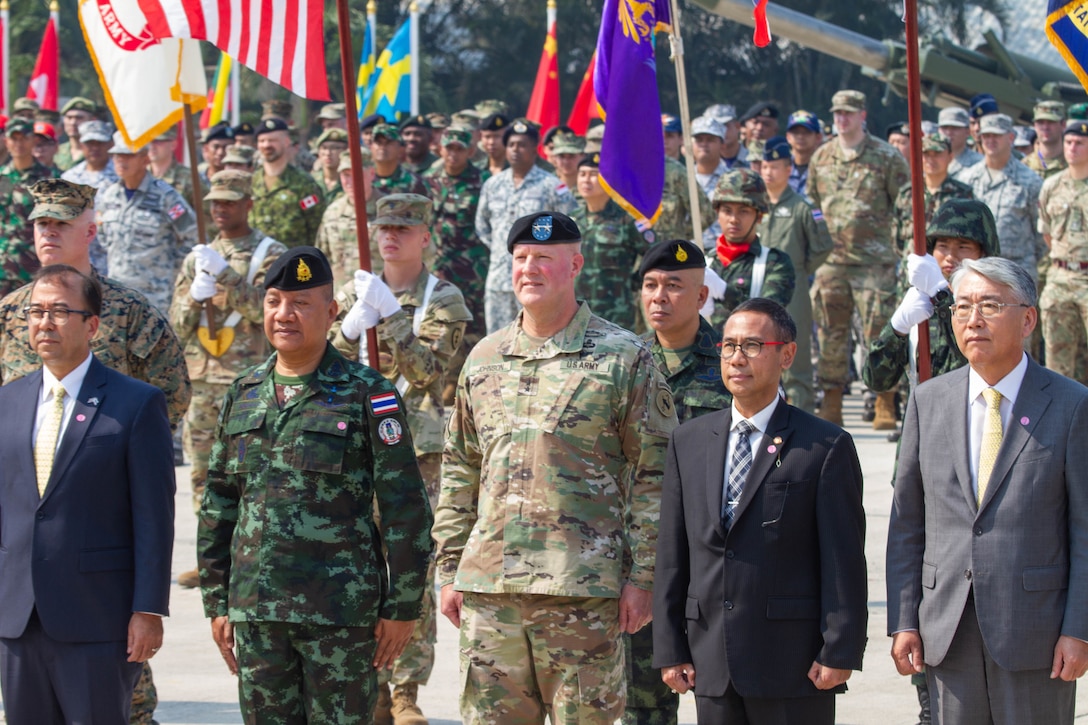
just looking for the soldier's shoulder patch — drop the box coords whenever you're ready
[300,194,320,210]
[812,209,824,222]
[369,391,400,416]
[167,203,186,221]
[656,388,675,418]
[377,417,403,445]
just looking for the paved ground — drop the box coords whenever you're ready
[3,394,1087,724]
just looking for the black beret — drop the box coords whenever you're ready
[202,121,235,143]
[741,101,779,122]
[578,152,601,169]
[506,211,581,252]
[264,246,334,291]
[639,240,706,276]
[255,117,289,136]
[886,121,910,138]
[503,118,540,145]
[399,114,431,131]
[360,113,386,131]
[1065,120,1088,137]
[480,113,509,132]
[762,136,791,162]
[233,121,255,136]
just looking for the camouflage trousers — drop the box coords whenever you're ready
[184,379,229,514]
[782,281,817,414]
[812,263,897,388]
[233,620,377,725]
[130,661,157,725]
[1041,265,1088,385]
[459,593,625,725]
[623,622,678,725]
[377,452,439,687]
[484,287,520,334]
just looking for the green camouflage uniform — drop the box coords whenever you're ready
[893,178,974,256]
[198,345,433,724]
[706,238,796,332]
[0,161,58,297]
[434,302,677,724]
[403,151,439,175]
[373,165,432,206]
[152,159,203,210]
[170,230,286,511]
[760,186,834,412]
[572,198,647,331]
[249,164,327,248]
[808,133,910,387]
[54,140,81,171]
[311,169,344,204]
[1039,169,1088,385]
[1024,149,1068,180]
[315,195,382,288]
[656,156,713,245]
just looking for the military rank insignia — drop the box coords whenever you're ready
[370,391,400,416]
[296,258,312,282]
[378,418,403,445]
[531,215,553,241]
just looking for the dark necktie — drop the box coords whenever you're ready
[723,420,755,526]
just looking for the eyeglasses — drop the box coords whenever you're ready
[950,301,1030,320]
[719,340,788,359]
[20,306,93,324]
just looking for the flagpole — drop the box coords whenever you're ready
[182,103,218,338]
[547,0,556,29]
[230,57,240,126]
[1,0,8,115]
[409,2,419,116]
[49,1,59,111]
[903,0,931,381]
[336,0,380,368]
[666,0,703,244]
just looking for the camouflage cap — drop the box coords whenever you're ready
[154,127,177,142]
[28,179,97,221]
[1064,120,1088,137]
[261,99,293,121]
[830,90,865,113]
[705,104,737,125]
[475,99,510,117]
[638,239,705,276]
[108,130,141,155]
[691,115,725,139]
[551,131,585,155]
[746,139,766,158]
[937,107,970,128]
[337,146,374,173]
[762,136,791,162]
[711,168,770,214]
[1033,100,1066,122]
[584,123,605,153]
[506,211,581,252]
[451,110,480,129]
[371,123,403,143]
[5,118,33,136]
[264,246,333,291]
[427,112,451,130]
[441,127,473,148]
[978,113,1013,135]
[204,169,253,201]
[926,198,1000,257]
[78,120,113,143]
[317,102,346,121]
[223,145,256,166]
[921,132,951,153]
[61,96,96,115]
[374,193,433,226]
[13,97,40,113]
[315,127,349,148]
[1013,126,1036,148]
[35,109,60,125]
[1069,103,1088,121]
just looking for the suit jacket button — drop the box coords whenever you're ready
[36,513,44,520]
[964,569,972,580]
[974,527,983,536]
[725,600,734,610]
[726,550,735,559]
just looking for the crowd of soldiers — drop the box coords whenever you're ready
[0,82,1086,725]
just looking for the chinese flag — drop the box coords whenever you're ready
[566,52,598,135]
[27,17,59,110]
[526,20,560,142]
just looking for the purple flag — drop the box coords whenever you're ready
[593,0,671,226]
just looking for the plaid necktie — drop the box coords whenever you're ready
[977,388,1003,506]
[723,420,755,526]
[35,384,66,498]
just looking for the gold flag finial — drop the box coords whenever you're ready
[49,0,59,11]
[366,0,376,13]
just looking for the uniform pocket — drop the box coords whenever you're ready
[288,411,351,474]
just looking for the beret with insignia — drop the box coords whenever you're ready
[578,152,601,169]
[479,113,509,132]
[741,101,779,122]
[762,136,791,162]
[264,246,334,291]
[256,117,289,137]
[315,128,349,148]
[503,118,540,145]
[1065,120,1088,137]
[638,239,705,277]
[360,113,386,131]
[885,122,910,139]
[29,179,98,221]
[399,114,432,131]
[202,121,236,143]
[506,211,581,252]
[233,121,255,136]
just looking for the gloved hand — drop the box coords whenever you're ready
[194,244,229,276]
[353,269,401,320]
[890,287,935,335]
[704,266,728,300]
[190,271,218,303]
[340,296,380,341]
[907,253,948,298]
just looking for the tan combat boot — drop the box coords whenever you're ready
[818,388,843,426]
[391,683,428,725]
[872,391,898,431]
[177,569,200,588]
[373,682,393,725]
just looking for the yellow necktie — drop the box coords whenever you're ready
[35,385,66,498]
[977,388,1003,506]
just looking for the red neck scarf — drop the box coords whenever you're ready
[716,235,751,266]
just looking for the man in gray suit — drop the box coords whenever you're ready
[887,256,1088,724]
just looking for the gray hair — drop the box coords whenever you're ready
[950,257,1037,306]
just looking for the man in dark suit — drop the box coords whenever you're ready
[887,256,1088,724]
[653,297,868,724]
[0,265,175,724]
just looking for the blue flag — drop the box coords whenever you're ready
[356,18,377,115]
[1047,0,1088,91]
[362,21,412,122]
[593,0,671,226]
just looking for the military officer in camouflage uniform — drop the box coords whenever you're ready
[893,132,974,257]
[400,115,439,175]
[1025,101,1068,180]
[96,132,197,315]
[477,119,575,333]
[170,170,286,587]
[250,118,326,248]
[311,127,349,202]
[1039,120,1088,385]
[0,178,191,725]
[704,169,796,334]
[198,246,432,724]
[626,239,731,725]
[317,149,379,288]
[807,89,910,425]
[656,154,713,246]
[332,194,471,725]
[571,152,646,331]
[223,144,256,172]
[148,127,202,209]
[758,137,833,414]
[435,211,677,725]
[938,107,983,182]
[370,124,433,205]
[0,117,59,296]
[55,96,97,171]
[61,120,117,189]
[549,130,584,193]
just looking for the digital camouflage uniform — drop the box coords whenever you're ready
[760,185,834,412]
[434,302,677,724]
[373,165,432,207]
[316,195,382,288]
[170,229,286,511]
[1039,168,1088,384]
[572,198,647,331]
[249,164,326,248]
[656,156,713,245]
[807,131,910,388]
[96,173,198,315]
[198,344,433,724]
[61,160,119,189]
[152,159,204,210]
[476,165,575,333]
[0,160,58,296]
[947,147,983,181]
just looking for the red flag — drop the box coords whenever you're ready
[0,9,6,113]
[567,52,598,135]
[526,20,560,141]
[27,17,59,110]
[753,0,772,47]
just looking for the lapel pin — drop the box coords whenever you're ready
[76,414,86,422]
[88,397,100,406]
[1020,416,1029,425]
[767,445,777,454]
[773,436,783,445]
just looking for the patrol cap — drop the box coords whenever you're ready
[223,145,256,166]
[551,131,585,155]
[584,123,605,153]
[1034,100,1066,122]
[359,113,385,131]
[691,116,725,139]
[1064,120,1088,137]
[61,97,96,115]
[33,122,57,142]
[921,132,951,153]
[233,121,255,137]
[578,152,601,169]
[374,193,432,226]
[5,118,32,136]
[978,113,1013,135]
[503,118,539,145]
[261,99,293,121]
[12,97,40,114]
[741,101,779,122]
[746,138,766,159]
[506,211,581,252]
[315,128,349,148]
[264,246,333,291]
[451,110,479,129]
[786,109,820,132]
[202,121,236,143]
[937,107,970,128]
[35,109,60,126]
[661,113,682,133]
[371,123,403,143]
[317,102,346,121]
[427,112,451,130]
[762,136,791,162]
[153,127,177,142]
[441,127,473,148]
[337,146,374,173]
[108,131,141,155]
[475,99,510,117]
[638,239,705,276]
[78,120,112,143]
[830,90,866,113]
[705,104,738,125]
[1013,126,1036,148]
[255,117,289,137]
[886,122,910,139]
[399,114,432,131]
[28,179,97,221]
[969,93,999,119]
[921,120,939,135]
[1069,103,1088,121]
[204,170,253,201]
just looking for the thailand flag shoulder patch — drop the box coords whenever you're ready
[369,391,400,416]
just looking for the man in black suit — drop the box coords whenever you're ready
[652,297,868,724]
[0,265,175,724]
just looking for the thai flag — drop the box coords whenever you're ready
[370,392,400,416]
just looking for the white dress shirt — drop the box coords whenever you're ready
[722,396,780,500]
[967,352,1028,496]
[33,352,93,451]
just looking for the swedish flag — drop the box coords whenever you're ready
[1047,0,1088,91]
[356,18,376,114]
[361,21,411,122]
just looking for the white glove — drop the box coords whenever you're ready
[190,271,218,303]
[340,296,379,341]
[890,287,935,335]
[194,244,229,276]
[906,253,948,298]
[353,269,401,319]
[704,266,728,300]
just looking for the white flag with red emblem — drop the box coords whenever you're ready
[27,15,59,110]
